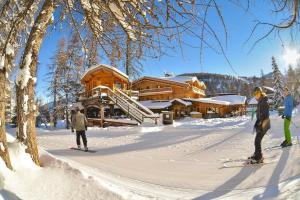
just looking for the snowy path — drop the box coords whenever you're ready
[34,111,300,199]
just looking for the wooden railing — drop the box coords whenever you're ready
[88,86,159,124]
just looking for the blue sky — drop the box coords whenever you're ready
[36,1,299,101]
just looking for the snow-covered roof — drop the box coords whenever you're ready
[162,76,206,88]
[187,98,231,105]
[170,99,192,106]
[262,86,275,93]
[248,97,273,105]
[134,75,206,88]
[211,95,247,105]
[162,76,198,84]
[185,95,246,106]
[92,85,109,90]
[139,101,172,110]
[81,64,129,81]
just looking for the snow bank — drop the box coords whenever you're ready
[0,133,122,200]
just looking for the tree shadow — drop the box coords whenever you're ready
[193,166,260,200]
[46,131,207,157]
[252,148,290,200]
[0,189,22,200]
[187,127,248,157]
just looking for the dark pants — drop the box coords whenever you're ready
[76,131,87,147]
[254,128,266,159]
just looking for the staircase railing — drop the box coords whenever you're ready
[98,86,159,124]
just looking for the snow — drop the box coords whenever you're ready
[23,95,29,114]
[139,100,172,109]
[16,52,32,89]
[162,76,206,88]
[263,86,275,93]
[5,43,14,56]
[108,2,136,41]
[0,55,4,70]
[187,97,231,105]
[248,97,274,105]
[3,105,300,199]
[170,99,192,106]
[186,95,246,106]
[211,95,247,105]
[81,64,129,81]
[0,134,122,200]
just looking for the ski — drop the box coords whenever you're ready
[222,154,277,163]
[70,147,97,153]
[264,143,296,151]
[221,159,278,169]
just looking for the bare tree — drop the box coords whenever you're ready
[16,0,55,166]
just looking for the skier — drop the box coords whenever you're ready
[249,87,270,164]
[281,87,293,148]
[71,107,88,151]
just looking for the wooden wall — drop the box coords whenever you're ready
[191,102,246,117]
[82,69,128,97]
[132,79,205,101]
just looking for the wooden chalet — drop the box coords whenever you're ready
[78,64,159,126]
[132,76,206,101]
[140,99,192,119]
[185,95,247,118]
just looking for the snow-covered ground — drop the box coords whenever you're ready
[2,106,300,199]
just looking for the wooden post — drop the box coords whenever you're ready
[100,105,104,127]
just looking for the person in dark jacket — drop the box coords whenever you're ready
[249,87,270,164]
[281,87,293,148]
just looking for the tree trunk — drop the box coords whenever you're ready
[125,37,131,76]
[0,71,13,170]
[16,84,26,142]
[65,93,69,129]
[16,0,55,166]
[53,79,57,128]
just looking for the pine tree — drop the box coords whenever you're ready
[272,56,285,108]
[47,39,67,128]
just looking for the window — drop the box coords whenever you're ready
[115,82,122,89]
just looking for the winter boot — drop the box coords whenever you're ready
[248,157,264,164]
[84,146,88,152]
[280,140,287,147]
[77,145,81,150]
[281,142,292,148]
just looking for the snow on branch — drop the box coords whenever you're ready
[16,51,32,89]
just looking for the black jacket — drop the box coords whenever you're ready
[255,95,270,132]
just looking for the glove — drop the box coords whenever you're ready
[281,115,285,119]
[85,125,87,131]
[71,128,74,133]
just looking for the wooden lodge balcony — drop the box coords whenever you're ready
[138,87,173,96]
[192,86,205,96]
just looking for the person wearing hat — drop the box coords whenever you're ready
[71,107,88,151]
[249,87,270,164]
[281,87,293,148]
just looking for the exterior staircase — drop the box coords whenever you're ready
[98,86,159,124]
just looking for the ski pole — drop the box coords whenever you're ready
[291,120,299,129]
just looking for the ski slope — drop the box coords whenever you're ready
[3,106,300,199]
